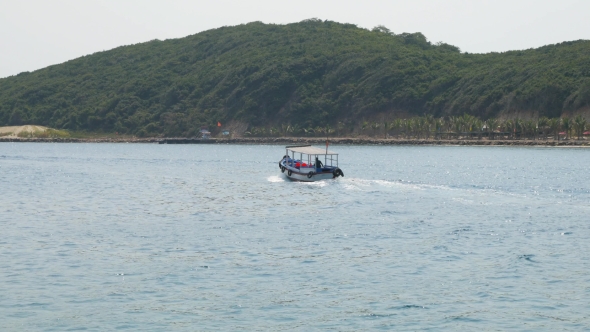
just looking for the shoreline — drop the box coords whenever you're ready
[1,136,590,146]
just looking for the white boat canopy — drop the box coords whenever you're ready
[286,145,337,155]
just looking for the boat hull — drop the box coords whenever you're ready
[279,161,342,182]
[282,169,336,182]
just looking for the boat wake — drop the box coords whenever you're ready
[339,178,423,191]
[298,180,329,187]
[338,178,533,205]
[267,175,285,183]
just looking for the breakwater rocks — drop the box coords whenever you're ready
[2,136,590,146]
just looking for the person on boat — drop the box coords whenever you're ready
[315,157,323,169]
[283,155,294,166]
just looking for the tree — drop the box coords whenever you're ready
[324,124,335,137]
[417,116,428,139]
[538,117,549,140]
[396,119,405,138]
[360,121,369,136]
[503,120,514,139]
[452,116,463,138]
[424,115,434,139]
[473,118,483,139]
[314,126,325,137]
[513,119,522,139]
[548,118,560,140]
[573,115,587,139]
[280,123,291,137]
[433,118,444,139]
[336,121,345,137]
[486,118,498,140]
[290,124,301,136]
[372,25,393,35]
[404,118,414,139]
[561,117,571,140]
[371,122,380,137]
[9,110,24,126]
[383,120,392,138]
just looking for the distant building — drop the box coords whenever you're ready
[222,130,230,136]
[200,127,211,139]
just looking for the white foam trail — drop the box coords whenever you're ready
[338,177,547,208]
[299,180,329,187]
[451,197,476,205]
[339,178,423,191]
[267,175,285,183]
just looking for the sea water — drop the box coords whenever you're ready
[1,143,589,330]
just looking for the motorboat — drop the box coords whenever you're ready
[278,145,344,182]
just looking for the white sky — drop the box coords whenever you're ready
[1,0,589,78]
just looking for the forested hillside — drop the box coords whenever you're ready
[1,19,589,137]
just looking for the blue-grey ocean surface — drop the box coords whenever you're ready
[1,143,589,331]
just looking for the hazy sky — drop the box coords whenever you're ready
[1,0,589,78]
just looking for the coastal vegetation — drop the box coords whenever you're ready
[245,114,588,140]
[0,19,589,137]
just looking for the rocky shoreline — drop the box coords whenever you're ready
[1,136,590,146]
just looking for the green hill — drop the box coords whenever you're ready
[1,19,589,137]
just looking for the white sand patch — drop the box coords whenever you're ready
[0,125,51,137]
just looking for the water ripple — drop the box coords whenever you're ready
[1,143,589,330]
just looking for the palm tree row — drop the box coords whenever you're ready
[243,115,589,140]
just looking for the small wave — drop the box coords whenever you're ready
[299,180,329,187]
[267,175,285,183]
[267,175,328,186]
[518,254,537,263]
[417,183,458,191]
[390,304,426,310]
[452,197,475,205]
